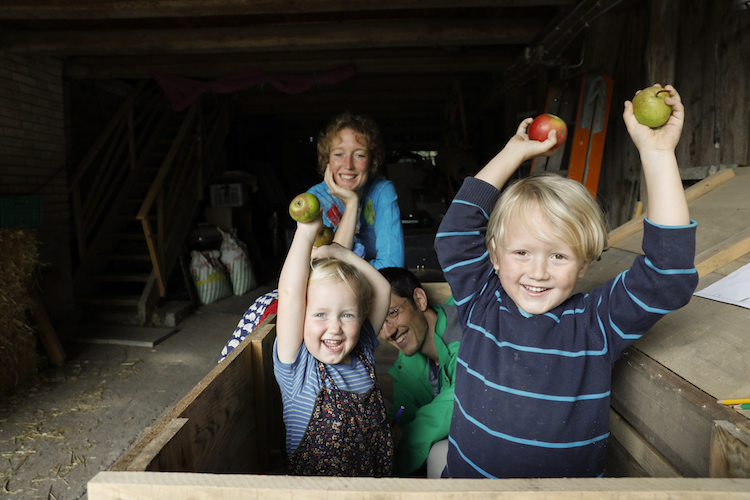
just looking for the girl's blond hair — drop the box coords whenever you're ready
[308,257,372,318]
[487,173,609,262]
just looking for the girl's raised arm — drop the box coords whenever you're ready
[276,218,323,364]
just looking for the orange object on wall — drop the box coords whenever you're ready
[567,74,614,197]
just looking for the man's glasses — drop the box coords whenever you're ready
[384,299,408,324]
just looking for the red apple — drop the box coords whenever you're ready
[289,193,320,223]
[528,113,568,147]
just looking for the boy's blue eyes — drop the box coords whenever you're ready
[512,251,568,260]
[314,312,356,319]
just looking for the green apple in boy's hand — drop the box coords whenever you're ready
[289,193,320,223]
[632,86,672,128]
[313,225,334,247]
[528,113,568,148]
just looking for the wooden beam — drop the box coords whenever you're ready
[481,0,623,109]
[65,48,517,79]
[0,0,576,20]
[87,472,750,499]
[29,286,66,367]
[694,227,750,278]
[608,167,736,248]
[710,420,750,478]
[111,317,260,473]
[639,0,679,209]
[645,0,679,88]
[1,18,548,56]
[608,408,682,478]
[125,418,189,472]
[611,346,750,477]
[235,100,446,119]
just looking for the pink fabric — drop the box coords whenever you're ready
[151,64,356,111]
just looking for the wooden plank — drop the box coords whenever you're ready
[712,253,750,277]
[605,434,650,478]
[29,287,66,367]
[76,324,177,347]
[2,18,548,56]
[247,317,283,470]
[147,418,194,472]
[608,408,681,478]
[610,346,750,477]
[632,285,750,417]
[710,420,750,478]
[684,167,739,204]
[681,164,739,180]
[126,418,189,472]
[0,0,576,19]
[694,227,750,278]
[111,318,260,473]
[645,0,679,88]
[88,471,750,499]
[67,47,517,79]
[608,167,736,248]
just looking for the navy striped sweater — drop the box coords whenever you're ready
[434,177,698,478]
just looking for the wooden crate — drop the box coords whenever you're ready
[89,169,750,498]
[109,316,284,474]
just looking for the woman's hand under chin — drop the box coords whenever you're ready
[325,165,359,208]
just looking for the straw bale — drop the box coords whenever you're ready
[0,228,42,399]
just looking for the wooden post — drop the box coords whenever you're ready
[640,0,679,211]
[710,420,750,478]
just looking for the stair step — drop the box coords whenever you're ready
[102,254,152,261]
[79,295,140,307]
[93,273,151,283]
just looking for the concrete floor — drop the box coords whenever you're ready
[0,283,399,500]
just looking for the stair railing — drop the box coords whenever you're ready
[136,101,199,297]
[136,97,230,298]
[70,81,168,283]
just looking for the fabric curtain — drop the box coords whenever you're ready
[151,64,356,111]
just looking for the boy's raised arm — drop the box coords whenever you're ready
[475,118,560,189]
[623,85,690,227]
[276,218,323,364]
[312,242,391,334]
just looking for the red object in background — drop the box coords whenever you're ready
[528,113,568,147]
[151,64,356,111]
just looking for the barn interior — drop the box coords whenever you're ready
[1,0,749,498]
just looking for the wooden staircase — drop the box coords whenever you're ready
[69,80,231,325]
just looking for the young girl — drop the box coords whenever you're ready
[274,214,394,476]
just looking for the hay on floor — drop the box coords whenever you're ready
[0,228,42,399]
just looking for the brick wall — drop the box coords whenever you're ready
[0,51,66,215]
[0,51,73,326]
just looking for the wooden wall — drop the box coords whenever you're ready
[502,0,750,229]
[0,51,73,324]
[592,0,750,227]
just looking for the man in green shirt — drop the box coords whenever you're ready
[379,267,461,477]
